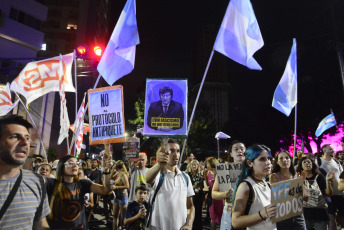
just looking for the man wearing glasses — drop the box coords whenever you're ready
[0,115,50,229]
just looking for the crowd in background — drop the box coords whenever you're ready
[2,114,344,230]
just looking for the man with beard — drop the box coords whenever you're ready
[146,139,195,230]
[0,115,50,229]
[128,153,149,202]
[316,144,344,230]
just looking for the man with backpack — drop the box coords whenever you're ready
[316,144,344,230]
[146,139,195,230]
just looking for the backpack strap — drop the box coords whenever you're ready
[317,157,322,167]
[243,181,254,215]
[181,171,189,187]
[0,169,22,221]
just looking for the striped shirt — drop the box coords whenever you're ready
[0,169,50,229]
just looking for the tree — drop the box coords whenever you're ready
[47,147,59,162]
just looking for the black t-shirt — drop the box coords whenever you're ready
[340,171,344,179]
[125,200,149,230]
[85,169,102,184]
[46,178,93,229]
[303,173,329,221]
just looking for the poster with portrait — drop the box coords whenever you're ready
[143,79,188,138]
[123,137,140,162]
[88,85,126,145]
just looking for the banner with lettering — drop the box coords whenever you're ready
[271,177,304,224]
[143,79,187,138]
[10,53,75,105]
[88,85,125,145]
[216,163,242,192]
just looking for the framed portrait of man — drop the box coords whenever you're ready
[143,79,187,138]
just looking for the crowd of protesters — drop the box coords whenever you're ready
[2,114,344,230]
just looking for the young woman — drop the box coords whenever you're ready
[212,140,246,230]
[296,156,334,230]
[187,159,205,230]
[231,144,277,230]
[46,155,112,230]
[205,157,224,230]
[111,160,130,230]
[270,150,306,230]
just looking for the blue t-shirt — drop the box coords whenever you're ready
[125,200,149,230]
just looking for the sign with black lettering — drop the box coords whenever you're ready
[88,85,125,145]
[271,177,304,224]
[216,163,242,192]
[143,79,188,138]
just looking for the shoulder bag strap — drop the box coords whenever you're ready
[146,173,165,226]
[244,181,254,215]
[0,169,22,221]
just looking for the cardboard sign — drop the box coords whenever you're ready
[88,85,125,145]
[123,137,140,161]
[143,79,188,138]
[271,177,304,224]
[216,163,242,192]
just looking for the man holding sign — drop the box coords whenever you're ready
[146,139,195,230]
[212,141,246,230]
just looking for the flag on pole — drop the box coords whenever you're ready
[74,94,86,154]
[315,112,337,137]
[97,0,140,85]
[213,0,264,70]
[10,53,75,106]
[272,38,297,116]
[0,83,19,116]
[58,55,70,145]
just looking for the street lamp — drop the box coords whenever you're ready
[215,132,231,159]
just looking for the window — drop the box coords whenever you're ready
[66,23,77,30]
[9,7,43,32]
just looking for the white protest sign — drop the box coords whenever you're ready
[88,85,125,145]
[216,163,242,192]
[271,177,304,224]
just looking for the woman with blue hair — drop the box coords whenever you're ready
[231,144,277,230]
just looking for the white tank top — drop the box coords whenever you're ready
[245,176,277,230]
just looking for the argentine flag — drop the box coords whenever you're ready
[213,0,264,70]
[272,39,297,116]
[315,113,337,137]
[97,0,140,86]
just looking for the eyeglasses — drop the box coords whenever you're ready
[64,162,81,167]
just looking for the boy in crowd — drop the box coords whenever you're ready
[124,184,149,230]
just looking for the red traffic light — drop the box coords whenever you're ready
[93,46,103,57]
[76,45,89,59]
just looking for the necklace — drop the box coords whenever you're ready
[251,176,263,183]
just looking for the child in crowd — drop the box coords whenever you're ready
[124,184,149,230]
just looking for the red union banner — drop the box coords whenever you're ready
[10,53,75,105]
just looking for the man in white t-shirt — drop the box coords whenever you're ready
[128,153,149,202]
[316,144,344,230]
[146,139,195,230]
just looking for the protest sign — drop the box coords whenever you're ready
[88,85,125,145]
[216,163,242,192]
[143,79,187,138]
[271,177,304,224]
[123,137,140,161]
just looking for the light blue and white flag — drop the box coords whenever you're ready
[213,0,264,70]
[272,39,297,116]
[97,0,140,86]
[315,112,337,137]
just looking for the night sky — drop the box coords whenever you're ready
[58,0,344,155]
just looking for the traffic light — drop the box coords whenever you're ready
[76,45,89,59]
[93,45,104,60]
[75,44,104,60]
